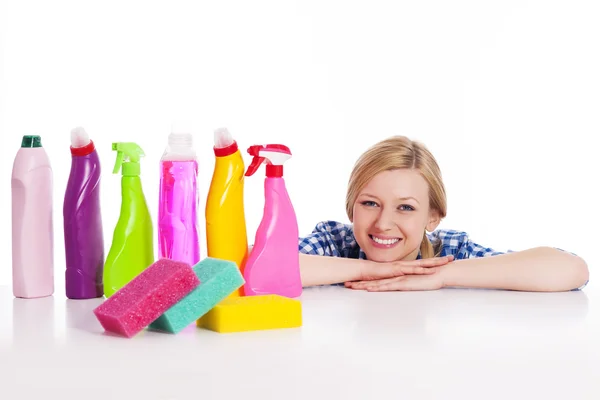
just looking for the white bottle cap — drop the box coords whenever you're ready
[214,127,234,148]
[70,126,91,148]
[167,120,194,148]
[168,132,193,147]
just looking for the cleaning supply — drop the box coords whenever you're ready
[11,135,54,298]
[103,142,154,298]
[205,127,249,297]
[63,127,104,299]
[150,257,244,334]
[158,130,200,266]
[93,258,200,338]
[197,294,302,333]
[242,144,302,298]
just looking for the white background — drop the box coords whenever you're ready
[0,0,598,291]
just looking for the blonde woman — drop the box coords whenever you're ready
[298,136,589,292]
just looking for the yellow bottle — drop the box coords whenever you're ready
[205,127,248,297]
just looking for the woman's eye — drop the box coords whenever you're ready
[361,201,378,207]
[399,204,415,211]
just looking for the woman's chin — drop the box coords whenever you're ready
[365,252,401,263]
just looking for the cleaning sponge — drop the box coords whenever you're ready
[197,294,302,333]
[149,257,244,334]
[93,259,199,338]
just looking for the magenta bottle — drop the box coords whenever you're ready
[63,127,104,299]
[158,131,200,266]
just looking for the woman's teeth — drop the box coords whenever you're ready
[371,235,400,245]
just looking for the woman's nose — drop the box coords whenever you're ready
[374,209,396,231]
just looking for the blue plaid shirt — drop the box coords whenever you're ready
[298,220,506,260]
[298,220,588,290]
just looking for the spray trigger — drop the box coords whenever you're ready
[112,142,145,176]
[245,145,266,176]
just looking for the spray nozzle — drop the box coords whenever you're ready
[245,145,266,176]
[112,142,145,176]
[245,144,292,178]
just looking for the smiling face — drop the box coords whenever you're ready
[351,169,440,262]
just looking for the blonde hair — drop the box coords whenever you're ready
[345,136,447,258]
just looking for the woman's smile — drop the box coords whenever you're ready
[369,234,402,248]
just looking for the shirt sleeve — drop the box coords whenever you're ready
[430,230,506,260]
[298,221,354,257]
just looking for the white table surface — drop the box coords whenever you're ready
[1,283,599,400]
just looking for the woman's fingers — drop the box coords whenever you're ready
[346,276,403,290]
[407,255,454,268]
[394,264,440,275]
[347,273,444,292]
[366,277,437,292]
[365,280,413,292]
[360,257,451,281]
[362,264,437,280]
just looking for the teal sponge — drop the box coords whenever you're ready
[149,257,244,334]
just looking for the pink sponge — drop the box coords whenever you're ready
[93,258,199,338]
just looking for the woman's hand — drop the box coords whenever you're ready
[358,255,453,281]
[346,271,445,291]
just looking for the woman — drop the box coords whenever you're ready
[298,135,589,292]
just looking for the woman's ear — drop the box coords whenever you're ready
[426,210,441,232]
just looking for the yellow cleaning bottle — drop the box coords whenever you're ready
[205,128,248,297]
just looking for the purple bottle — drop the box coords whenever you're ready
[63,127,104,299]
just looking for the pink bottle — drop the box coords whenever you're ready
[243,144,302,298]
[11,135,54,298]
[158,131,200,266]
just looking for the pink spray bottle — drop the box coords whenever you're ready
[243,144,302,298]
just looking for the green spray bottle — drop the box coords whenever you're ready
[103,142,154,297]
